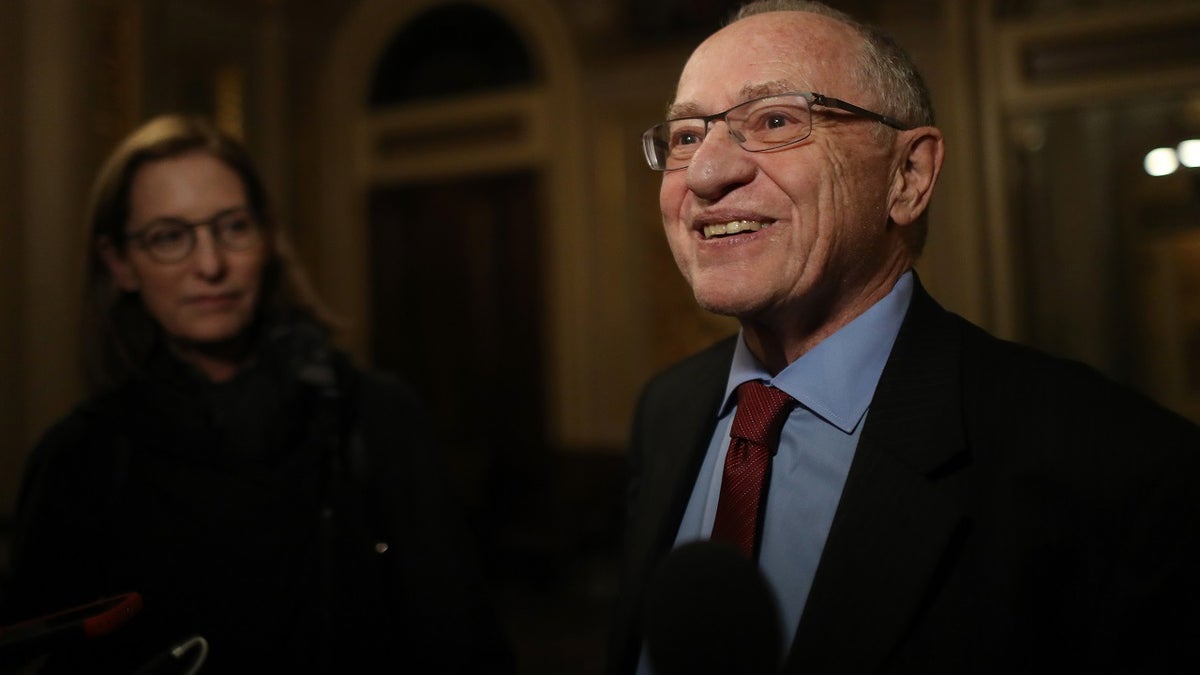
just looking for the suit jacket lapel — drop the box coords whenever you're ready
[785,279,970,673]
[633,337,734,578]
[612,337,735,674]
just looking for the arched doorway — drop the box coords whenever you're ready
[362,1,546,539]
[316,0,590,450]
[317,2,608,672]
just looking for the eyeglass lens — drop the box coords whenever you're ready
[643,93,815,171]
[136,210,261,262]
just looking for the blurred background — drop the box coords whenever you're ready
[1,0,1198,672]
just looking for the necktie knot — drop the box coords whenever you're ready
[730,381,795,450]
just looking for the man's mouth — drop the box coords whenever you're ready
[701,220,774,240]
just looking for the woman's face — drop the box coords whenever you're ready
[103,151,269,356]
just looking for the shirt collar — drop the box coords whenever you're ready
[721,270,914,433]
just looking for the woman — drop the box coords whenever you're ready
[1,115,512,673]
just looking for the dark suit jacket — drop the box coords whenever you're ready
[608,278,1200,674]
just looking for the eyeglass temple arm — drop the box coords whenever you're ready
[810,93,912,131]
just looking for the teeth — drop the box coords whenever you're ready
[702,220,771,239]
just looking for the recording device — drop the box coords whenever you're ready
[642,541,783,675]
[0,592,143,665]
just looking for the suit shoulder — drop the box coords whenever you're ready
[961,321,1157,404]
[955,318,1199,441]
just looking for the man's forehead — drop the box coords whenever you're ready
[666,80,801,119]
[667,11,857,118]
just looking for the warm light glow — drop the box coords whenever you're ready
[1178,139,1200,168]
[1144,147,1179,176]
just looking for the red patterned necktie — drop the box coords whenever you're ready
[710,380,796,559]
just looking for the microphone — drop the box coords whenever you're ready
[642,540,783,675]
[0,592,143,667]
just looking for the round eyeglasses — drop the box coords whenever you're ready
[124,207,263,264]
[641,91,912,171]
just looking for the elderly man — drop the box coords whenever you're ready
[608,2,1200,673]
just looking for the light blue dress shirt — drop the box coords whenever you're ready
[637,271,913,675]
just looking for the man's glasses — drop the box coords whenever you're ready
[125,207,263,264]
[641,91,912,171]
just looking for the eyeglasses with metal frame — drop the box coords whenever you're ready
[641,91,913,171]
[124,207,263,264]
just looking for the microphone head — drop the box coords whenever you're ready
[642,540,783,675]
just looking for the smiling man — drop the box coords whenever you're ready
[608,2,1200,674]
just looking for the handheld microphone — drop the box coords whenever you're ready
[642,540,783,675]
[0,592,143,667]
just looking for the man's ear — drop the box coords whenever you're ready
[888,127,944,226]
[97,236,140,292]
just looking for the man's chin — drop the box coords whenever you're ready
[693,291,766,320]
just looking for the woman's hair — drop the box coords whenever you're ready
[81,113,334,392]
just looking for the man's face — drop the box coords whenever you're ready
[660,11,906,331]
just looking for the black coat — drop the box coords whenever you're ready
[609,278,1200,674]
[2,323,513,673]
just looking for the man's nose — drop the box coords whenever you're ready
[685,122,755,200]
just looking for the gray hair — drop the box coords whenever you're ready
[730,0,935,128]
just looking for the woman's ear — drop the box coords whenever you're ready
[888,126,945,226]
[97,236,140,292]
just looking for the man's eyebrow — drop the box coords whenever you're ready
[739,80,794,101]
[665,81,798,120]
[664,100,704,120]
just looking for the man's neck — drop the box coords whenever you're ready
[740,270,907,375]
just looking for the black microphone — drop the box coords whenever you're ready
[642,540,783,675]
